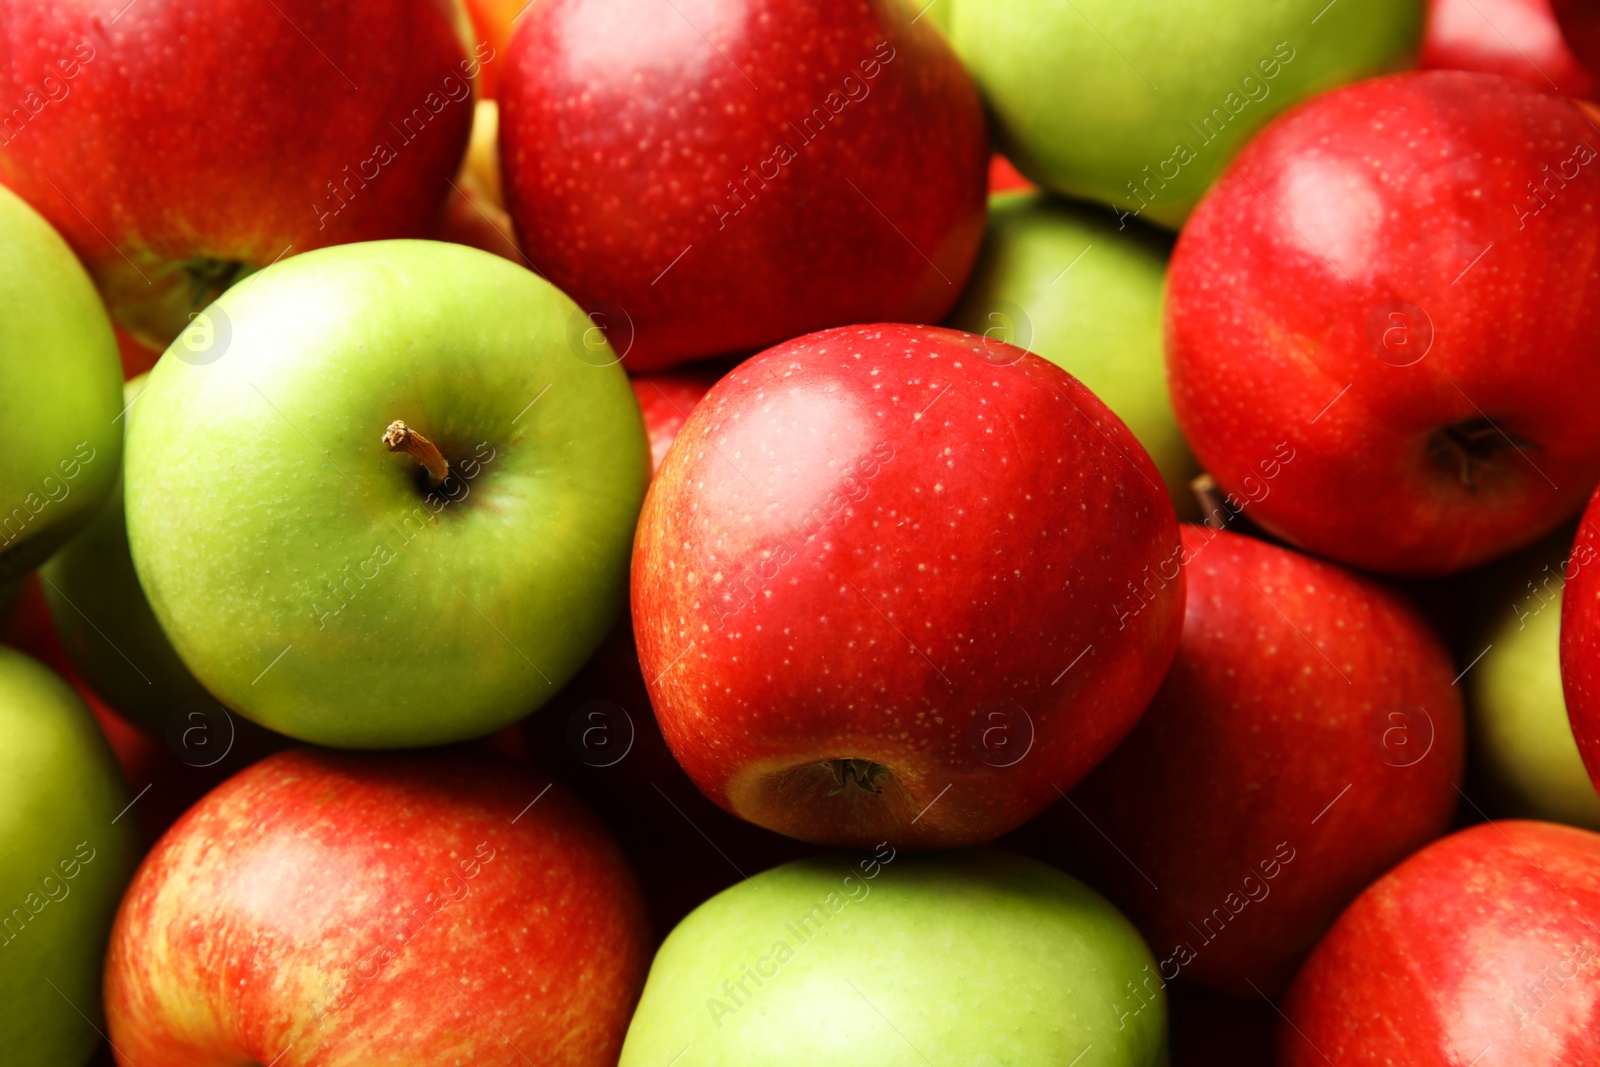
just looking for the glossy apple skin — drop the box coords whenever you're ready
[1167,71,1600,576]
[0,0,478,347]
[618,849,1167,1066]
[948,0,1422,229]
[1013,526,1463,995]
[500,0,988,371]
[125,241,649,749]
[630,369,721,474]
[0,185,123,581]
[0,647,138,1067]
[1280,821,1600,1065]
[632,324,1184,850]
[104,749,651,1067]
[1424,0,1596,97]
[1559,491,1600,793]
[946,192,1199,515]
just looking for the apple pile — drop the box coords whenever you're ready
[2,0,1600,1065]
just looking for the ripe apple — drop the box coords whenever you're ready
[124,240,650,748]
[523,621,818,936]
[1167,71,1600,576]
[0,647,139,1067]
[1013,526,1462,995]
[630,369,721,474]
[1424,0,1597,96]
[0,0,481,348]
[946,191,1199,514]
[946,0,1422,228]
[0,184,122,581]
[1280,820,1600,1065]
[632,323,1184,850]
[618,849,1168,1066]
[104,748,651,1067]
[40,375,288,763]
[500,0,989,370]
[462,0,526,97]
[1559,489,1600,794]
[1464,524,1600,829]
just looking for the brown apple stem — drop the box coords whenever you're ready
[383,420,449,487]
[1191,473,1231,532]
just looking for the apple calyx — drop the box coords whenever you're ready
[383,420,450,487]
[825,758,888,796]
[1427,417,1540,491]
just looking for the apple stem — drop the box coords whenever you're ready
[383,421,449,487]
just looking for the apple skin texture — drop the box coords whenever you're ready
[1281,821,1600,1066]
[618,849,1167,1067]
[1560,494,1600,795]
[0,0,476,347]
[104,749,651,1067]
[946,191,1199,515]
[1422,0,1597,97]
[1022,526,1463,996]
[500,0,989,370]
[124,240,650,749]
[0,185,123,581]
[1167,71,1600,576]
[947,0,1422,228]
[0,647,139,1067]
[632,323,1184,850]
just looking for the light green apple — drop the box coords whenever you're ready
[124,240,650,749]
[0,184,124,580]
[619,848,1168,1066]
[947,191,1198,517]
[1466,529,1600,830]
[0,646,139,1067]
[947,0,1423,228]
[40,376,213,736]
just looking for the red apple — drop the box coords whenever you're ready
[630,369,722,474]
[631,323,1184,850]
[500,0,988,371]
[1167,71,1600,576]
[988,153,1035,194]
[1280,820,1600,1065]
[1558,490,1600,789]
[522,621,817,936]
[104,748,650,1067]
[0,0,483,347]
[1012,526,1463,996]
[1423,0,1596,98]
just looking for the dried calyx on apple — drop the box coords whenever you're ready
[1427,417,1540,491]
[825,758,888,796]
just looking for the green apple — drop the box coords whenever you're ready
[0,646,139,1067]
[947,191,1198,516]
[619,848,1167,1066]
[0,185,124,580]
[947,0,1423,228]
[1466,528,1600,830]
[40,376,213,735]
[125,240,650,749]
